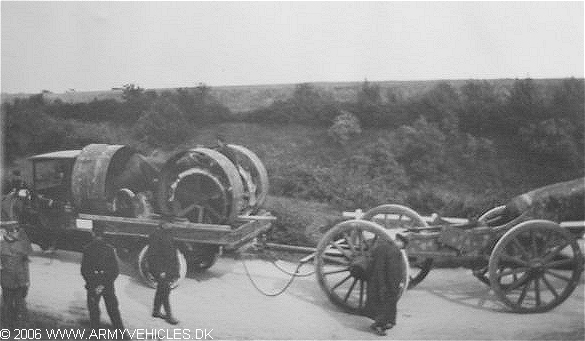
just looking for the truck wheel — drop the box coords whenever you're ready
[138,245,187,289]
[185,244,220,272]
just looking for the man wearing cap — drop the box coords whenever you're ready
[147,223,180,325]
[81,225,125,331]
[364,238,405,336]
[1,222,33,328]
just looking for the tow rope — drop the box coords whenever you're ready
[240,246,315,297]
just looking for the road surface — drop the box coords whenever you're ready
[17,248,585,340]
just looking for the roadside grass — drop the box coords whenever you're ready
[264,195,343,247]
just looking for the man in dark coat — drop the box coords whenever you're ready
[147,224,180,325]
[81,225,125,331]
[364,239,405,336]
[1,222,33,329]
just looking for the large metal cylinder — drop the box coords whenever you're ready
[156,147,245,224]
[503,177,585,222]
[71,144,139,214]
[225,144,269,214]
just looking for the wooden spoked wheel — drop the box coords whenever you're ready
[315,220,409,314]
[168,169,228,224]
[361,204,433,289]
[226,144,269,213]
[488,220,584,313]
[157,148,244,224]
[138,245,188,289]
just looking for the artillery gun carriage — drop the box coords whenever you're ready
[309,178,584,314]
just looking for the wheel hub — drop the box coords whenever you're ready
[349,256,370,280]
[528,259,545,272]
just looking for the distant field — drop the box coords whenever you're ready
[1,78,569,113]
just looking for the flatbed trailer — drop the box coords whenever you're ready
[74,212,275,287]
[77,213,275,250]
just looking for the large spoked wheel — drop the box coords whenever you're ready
[138,245,188,289]
[168,169,228,224]
[361,204,433,289]
[315,220,409,314]
[227,144,269,213]
[488,220,584,313]
[157,148,244,224]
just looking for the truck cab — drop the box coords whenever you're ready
[28,150,79,205]
[3,150,87,251]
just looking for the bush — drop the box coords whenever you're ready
[265,196,344,246]
[393,117,448,181]
[61,120,126,148]
[405,185,492,218]
[270,164,332,202]
[519,118,583,167]
[327,111,362,145]
[3,105,67,160]
[132,98,193,148]
[244,83,340,125]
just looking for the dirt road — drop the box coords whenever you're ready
[21,248,585,340]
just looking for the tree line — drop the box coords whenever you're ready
[2,78,584,171]
[245,78,584,168]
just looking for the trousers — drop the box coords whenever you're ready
[86,284,124,329]
[1,286,28,329]
[153,277,172,316]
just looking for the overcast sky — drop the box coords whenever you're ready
[1,1,583,93]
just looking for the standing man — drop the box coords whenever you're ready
[1,221,33,329]
[147,223,180,325]
[81,225,125,331]
[364,239,405,336]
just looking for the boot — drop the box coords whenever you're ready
[152,310,165,319]
[370,322,387,336]
[165,315,179,325]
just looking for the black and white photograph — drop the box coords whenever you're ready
[1,1,584,340]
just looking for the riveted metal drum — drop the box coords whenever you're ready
[226,144,270,214]
[71,144,139,214]
[156,147,245,224]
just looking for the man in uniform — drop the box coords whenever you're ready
[364,238,405,336]
[1,221,33,329]
[147,224,180,325]
[81,225,125,331]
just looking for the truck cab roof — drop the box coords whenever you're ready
[28,150,81,161]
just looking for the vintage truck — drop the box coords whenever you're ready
[1,143,273,286]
